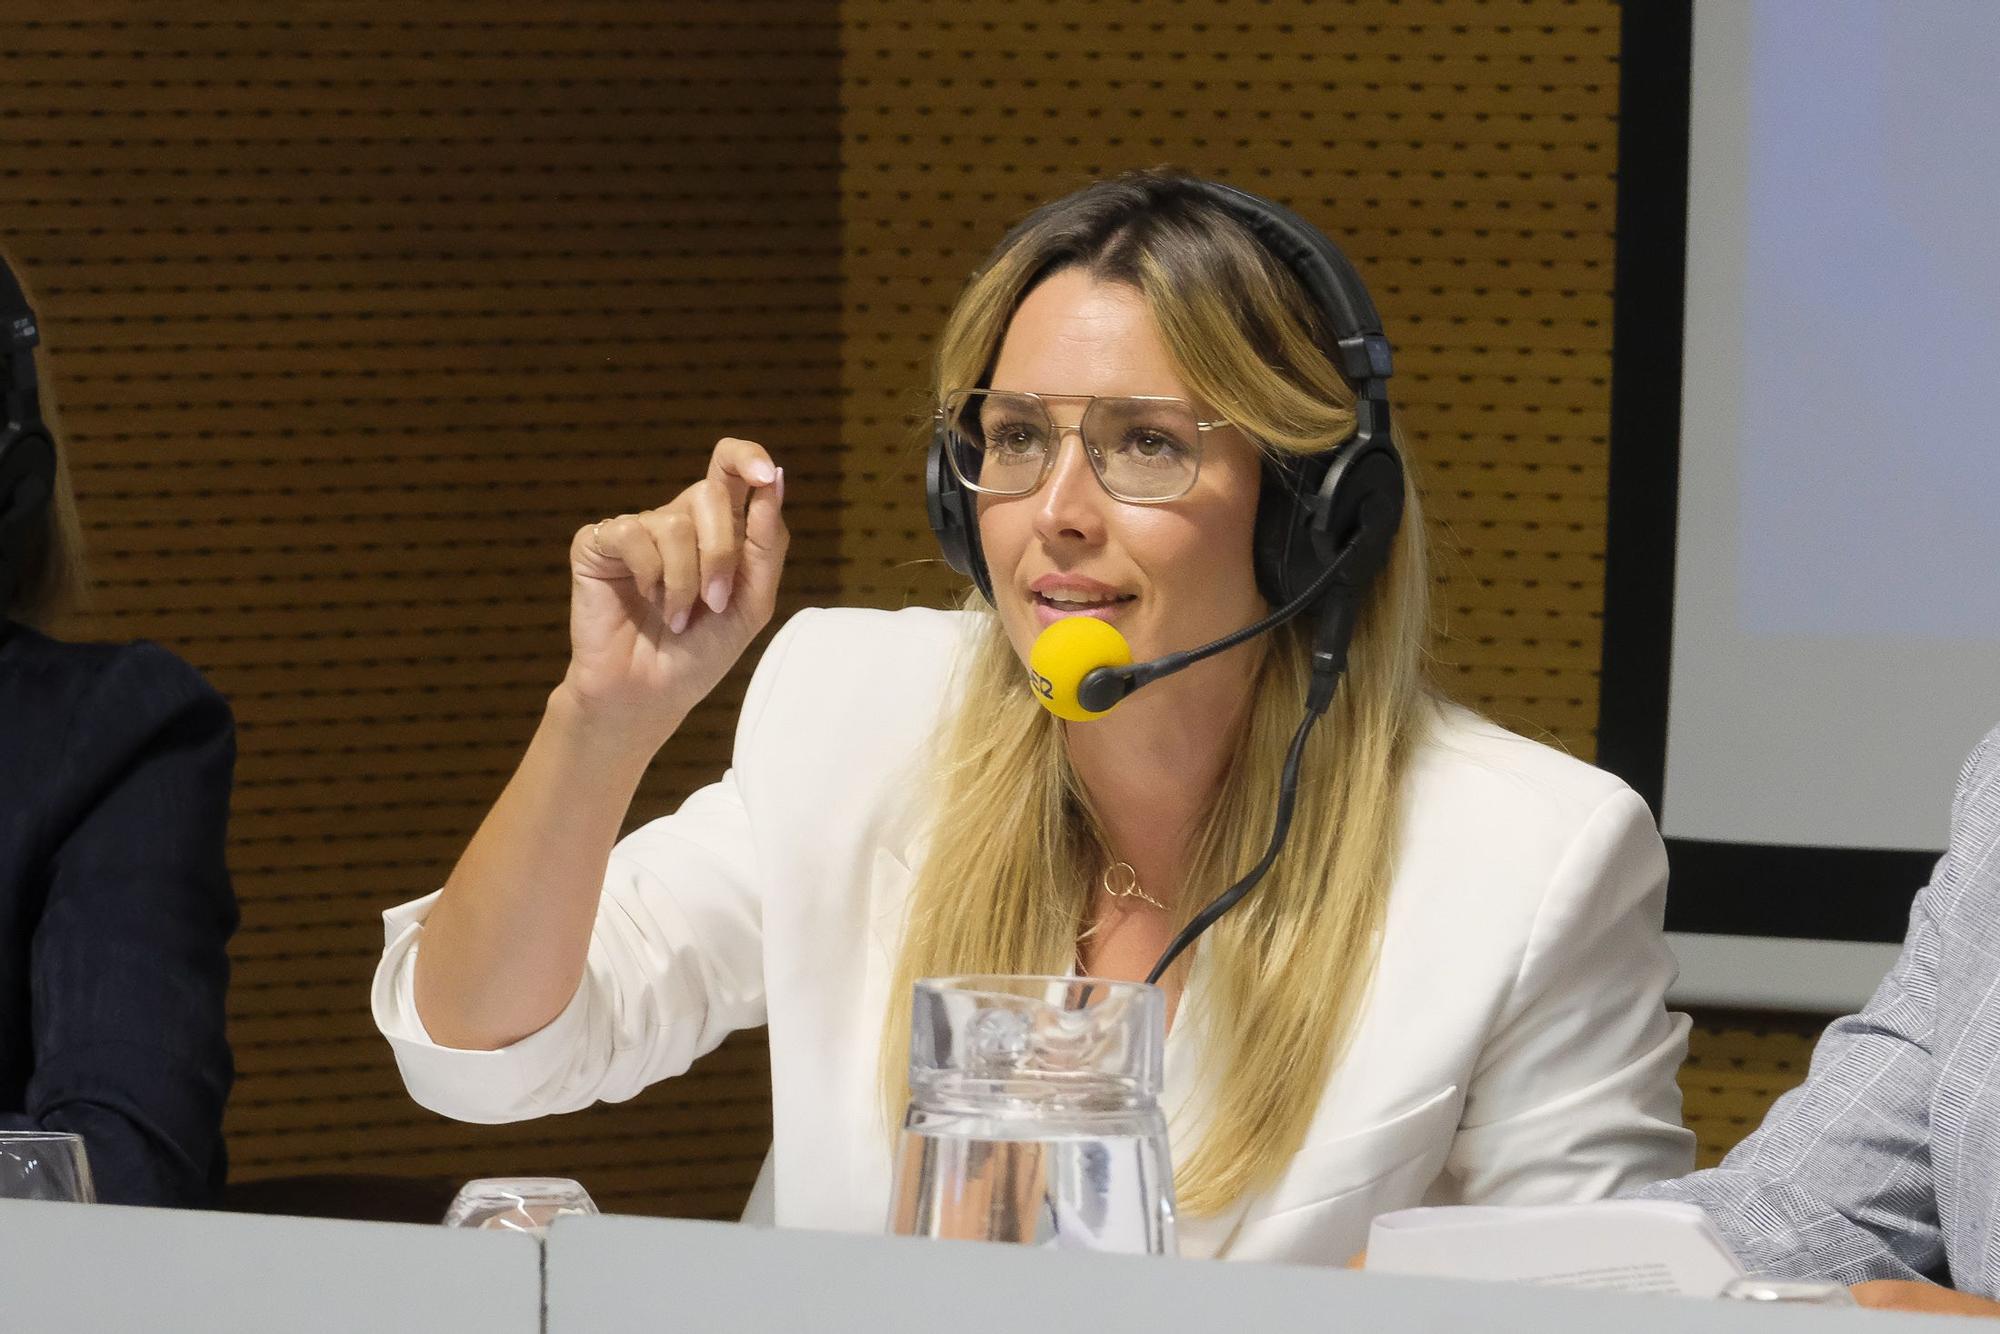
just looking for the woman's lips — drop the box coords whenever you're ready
[1029,590,1136,630]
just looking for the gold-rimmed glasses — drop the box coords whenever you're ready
[936,389,1231,504]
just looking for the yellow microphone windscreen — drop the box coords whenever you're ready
[1028,616,1133,721]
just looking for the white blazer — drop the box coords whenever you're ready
[373,607,1693,1264]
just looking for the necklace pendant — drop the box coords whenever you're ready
[1100,861,1168,912]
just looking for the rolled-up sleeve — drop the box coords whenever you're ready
[371,776,767,1123]
[371,613,813,1124]
[372,891,595,1123]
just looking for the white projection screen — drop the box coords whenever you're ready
[1669,0,2000,851]
[1599,1,2000,1009]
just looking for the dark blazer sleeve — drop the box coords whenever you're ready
[0,641,238,1206]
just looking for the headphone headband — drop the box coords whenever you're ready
[1182,181,1393,386]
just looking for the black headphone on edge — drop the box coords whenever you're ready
[0,253,56,617]
[925,178,1406,627]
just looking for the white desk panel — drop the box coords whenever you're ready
[0,1199,541,1334]
[546,1214,1933,1333]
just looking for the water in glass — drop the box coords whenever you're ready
[887,975,1176,1255]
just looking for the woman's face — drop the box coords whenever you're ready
[976,269,1268,669]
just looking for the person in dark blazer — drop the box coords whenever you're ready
[1,248,236,1206]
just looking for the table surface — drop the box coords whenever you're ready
[0,1199,1953,1332]
[544,1214,1942,1334]
[0,1197,540,1334]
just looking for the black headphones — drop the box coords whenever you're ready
[925,177,1405,621]
[0,253,56,616]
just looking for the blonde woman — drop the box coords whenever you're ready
[373,172,1692,1262]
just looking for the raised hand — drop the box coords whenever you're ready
[561,437,788,734]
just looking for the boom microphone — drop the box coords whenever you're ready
[1023,535,1384,984]
[1026,554,1345,722]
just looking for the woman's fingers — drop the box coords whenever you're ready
[693,438,784,619]
[576,513,662,595]
[709,436,778,498]
[740,466,789,609]
[686,477,745,614]
[700,439,776,603]
[574,438,783,637]
[637,506,700,633]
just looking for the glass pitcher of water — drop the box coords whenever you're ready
[887,974,1176,1255]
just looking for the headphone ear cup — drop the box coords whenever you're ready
[1253,453,1330,607]
[925,424,994,604]
[1311,437,1406,588]
[0,434,56,523]
[1253,437,1406,609]
[0,432,57,608]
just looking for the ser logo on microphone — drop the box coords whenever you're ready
[1027,668,1054,702]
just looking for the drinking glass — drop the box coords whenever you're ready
[0,1130,96,1202]
[442,1177,597,1236]
[1719,1277,1857,1306]
[888,974,1176,1255]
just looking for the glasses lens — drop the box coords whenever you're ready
[1083,398,1202,501]
[947,391,1051,496]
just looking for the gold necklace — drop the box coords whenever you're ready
[1100,861,1168,912]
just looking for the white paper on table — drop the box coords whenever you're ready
[1365,1200,1747,1297]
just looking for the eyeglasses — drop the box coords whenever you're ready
[936,389,1231,505]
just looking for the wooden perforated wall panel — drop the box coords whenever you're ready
[7,0,1790,1220]
[4,3,839,1216]
[1680,1011,1826,1168]
[838,0,1621,755]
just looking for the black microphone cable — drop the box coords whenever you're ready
[1071,478,1398,990]
[1075,559,1341,715]
[1141,588,1359,986]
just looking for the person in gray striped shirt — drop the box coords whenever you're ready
[1639,725,2000,1318]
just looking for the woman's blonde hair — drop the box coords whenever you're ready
[1,246,86,628]
[881,172,1437,1216]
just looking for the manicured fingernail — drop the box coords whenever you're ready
[705,576,731,614]
[669,607,690,634]
[774,466,785,502]
[753,461,776,485]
